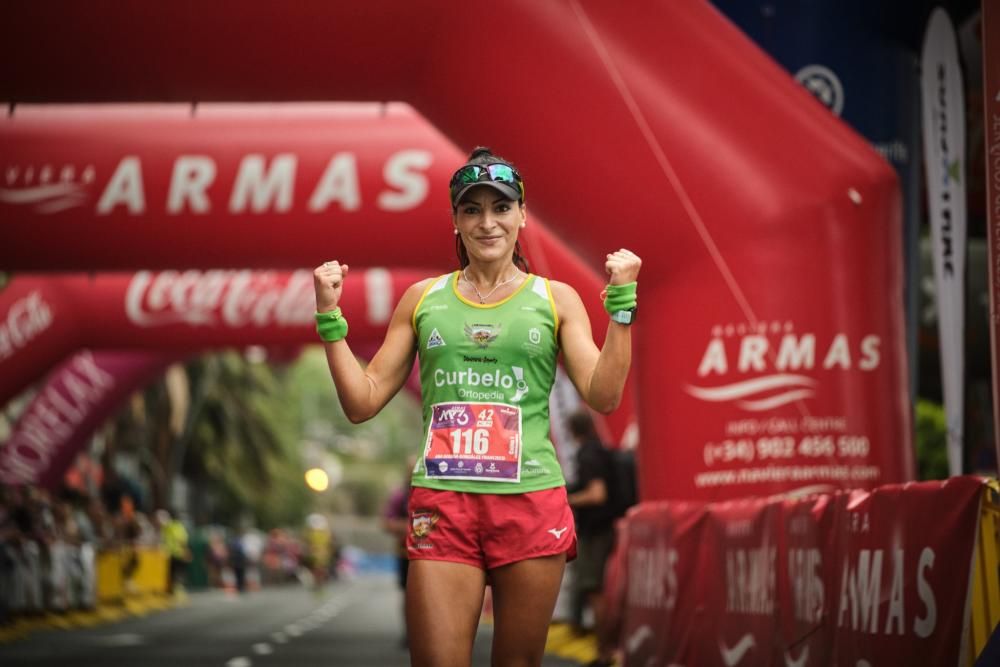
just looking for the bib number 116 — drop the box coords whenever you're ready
[451,428,489,455]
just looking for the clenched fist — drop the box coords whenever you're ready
[605,248,642,286]
[314,260,349,313]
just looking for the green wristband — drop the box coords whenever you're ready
[604,282,637,315]
[315,308,349,343]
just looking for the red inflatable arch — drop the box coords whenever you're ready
[0,104,637,444]
[0,2,912,499]
[0,350,182,488]
[0,269,424,407]
[0,341,420,490]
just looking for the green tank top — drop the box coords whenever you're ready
[410,271,565,493]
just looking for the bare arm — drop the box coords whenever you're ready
[568,478,608,508]
[554,249,641,414]
[314,261,430,423]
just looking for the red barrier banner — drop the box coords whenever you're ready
[827,479,981,665]
[614,477,985,665]
[617,502,704,664]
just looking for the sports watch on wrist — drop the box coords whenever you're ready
[610,306,637,325]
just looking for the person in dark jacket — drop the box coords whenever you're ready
[566,409,617,667]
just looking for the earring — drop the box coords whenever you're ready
[454,229,459,235]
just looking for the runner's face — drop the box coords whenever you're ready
[453,186,525,264]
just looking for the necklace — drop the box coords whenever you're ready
[463,267,520,304]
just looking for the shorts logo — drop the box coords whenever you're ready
[464,322,500,348]
[548,527,568,540]
[411,510,439,539]
[427,328,446,349]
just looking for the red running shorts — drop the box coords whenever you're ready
[406,486,577,570]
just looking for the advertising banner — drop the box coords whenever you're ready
[614,477,985,666]
[827,479,981,666]
[0,104,457,272]
[0,350,177,488]
[617,501,704,665]
[921,8,968,475]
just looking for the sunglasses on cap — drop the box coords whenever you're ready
[449,163,524,205]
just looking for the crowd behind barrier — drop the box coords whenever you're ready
[0,482,341,631]
[603,476,1000,667]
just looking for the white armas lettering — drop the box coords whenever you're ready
[726,546,776,614]
[627,546,678,610]
[96,156,145,214]
[697,333,881,376]
[229,153,296,213]
[836,547,937,637]
[94,150,433,216]
[788,548,824,624]
[168,156,216,214]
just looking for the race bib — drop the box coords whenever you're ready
[423,402,522,482]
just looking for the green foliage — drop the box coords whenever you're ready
[915,399,950,481]
[287,347,422,517]
[183,351,312,528]
[108,344,422,530]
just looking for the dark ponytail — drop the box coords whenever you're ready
[467,146,495,163]
[453,146,530,272]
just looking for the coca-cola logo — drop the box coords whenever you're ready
[0,290,53,360]
[125,270,315,327]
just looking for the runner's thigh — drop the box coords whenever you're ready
[406,559,486,667]
[489,553,566,667]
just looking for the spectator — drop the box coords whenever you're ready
[156,509,191,594]
[227,529,248,594]
[303,513,333,592]
[565,409,617,667]
[382,456,416,648]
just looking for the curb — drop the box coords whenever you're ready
[545,622,599,664]
[0,591,188,645]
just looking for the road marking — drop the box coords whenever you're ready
[225,658,251,667]
[252,643,273,655]
[271,631,288,644]
[92,633,145,646]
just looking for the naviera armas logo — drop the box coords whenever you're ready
[684,322,880,412]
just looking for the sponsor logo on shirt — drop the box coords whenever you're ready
[427,328,446,349]
[464,322,500,348]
